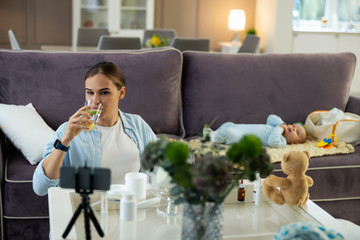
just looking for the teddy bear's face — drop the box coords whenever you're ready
[281,151,310,176]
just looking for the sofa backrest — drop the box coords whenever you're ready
[0,48,183,137]
[182,52,356,137]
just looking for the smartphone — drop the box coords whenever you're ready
[60,166,111,191]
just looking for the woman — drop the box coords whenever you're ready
[33,62,157,196]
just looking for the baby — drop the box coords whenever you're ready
[208,114,307,148]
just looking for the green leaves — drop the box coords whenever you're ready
[173,165,193,188]
[227,134,262,163]
[165,141,193,189]
[166,141,189,165]
[239,135,263,157]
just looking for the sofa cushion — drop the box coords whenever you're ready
[181,52,356,137]
[0,48,183,136]
[315,200,360,226]
[0,103,54,165]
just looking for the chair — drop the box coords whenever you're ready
[238,35,260,53]
[170,37,210,52]
[97,36,141,50]
[143,29,177,47]
[77,28,109,47]
[8,29,21,50]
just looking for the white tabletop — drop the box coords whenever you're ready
[219,42,242,54]
[40,45,97,51]
[48,186,345,240]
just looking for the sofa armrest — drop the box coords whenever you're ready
[345,95,360,115]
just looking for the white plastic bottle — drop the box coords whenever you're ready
[120,191,137,221]
[255,176,263,206]
[253,173,262,206]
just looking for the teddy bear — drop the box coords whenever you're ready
[262,150,313,206]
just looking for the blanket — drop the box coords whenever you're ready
[186,138,354,164]
[265,139,354,163]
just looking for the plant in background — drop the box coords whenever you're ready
[145,34,171,48]
[246,28,257,35]
[141,133,273,205]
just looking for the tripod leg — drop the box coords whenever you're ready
[84,205,91,240]
[62,203,84,239]
[80,194,100,240]
[88,207,105,237]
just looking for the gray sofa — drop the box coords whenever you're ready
[0,48,359,239]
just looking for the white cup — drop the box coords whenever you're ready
[125,172,147,200]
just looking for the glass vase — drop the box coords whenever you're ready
[149,166,181,216]
[181,202,224,240]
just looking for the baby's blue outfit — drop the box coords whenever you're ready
[211,114,286,148]
[32,110,157,196]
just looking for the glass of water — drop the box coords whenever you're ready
[84,100,103,132]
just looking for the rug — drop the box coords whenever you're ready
[265,140,355,163]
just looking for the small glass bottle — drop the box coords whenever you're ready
[237,178,245,201]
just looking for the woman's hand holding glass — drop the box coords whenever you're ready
[61,105,94,144]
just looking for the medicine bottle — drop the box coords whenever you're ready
[237,178,245,201]
[120,191,136,221]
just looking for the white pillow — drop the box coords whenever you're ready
[0,103,55,165]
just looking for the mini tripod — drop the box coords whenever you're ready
[62,168,105,240]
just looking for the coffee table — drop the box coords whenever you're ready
[48,185,345,240]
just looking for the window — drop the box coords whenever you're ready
[293,0,360,31]
[337,0,360,22]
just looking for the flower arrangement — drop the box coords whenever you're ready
[145,34,171,48]
[141,130,273,206]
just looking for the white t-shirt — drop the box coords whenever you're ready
[96,118,140,184]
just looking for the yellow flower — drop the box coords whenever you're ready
[151,35,161,46]
[145,35,171,48]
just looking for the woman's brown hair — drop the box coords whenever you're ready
[84,62,125,90]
